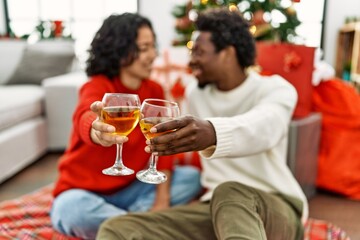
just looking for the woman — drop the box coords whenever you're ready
[50,13,201,239]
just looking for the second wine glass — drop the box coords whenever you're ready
[101,93,140,176]
[137,98,180,184]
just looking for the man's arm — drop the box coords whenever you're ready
[145,82,296,158]
[144,115,216,156]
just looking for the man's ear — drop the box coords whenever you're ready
[220,45,237,63]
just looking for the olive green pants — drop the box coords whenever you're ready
[97,182,304,240]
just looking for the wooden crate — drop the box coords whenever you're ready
[335,21,360,88]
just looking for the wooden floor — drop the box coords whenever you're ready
[0,152,360,239]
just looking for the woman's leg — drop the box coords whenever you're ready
[169,165,202,205]
[51,189,127,239]
[97,202,217,240]
[51,166,201,239]
[127,165,202,212]
[210,182,303,240]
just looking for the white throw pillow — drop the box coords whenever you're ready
[6,40,75,85]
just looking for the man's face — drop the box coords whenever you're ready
[189,31,222,88]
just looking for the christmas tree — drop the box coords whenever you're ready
[172,0,301,47]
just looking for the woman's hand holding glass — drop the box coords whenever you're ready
[91,102,129,147]
[91,93,141,176]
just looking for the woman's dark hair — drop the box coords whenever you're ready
[194,8,256,68]
[85,13,155,79]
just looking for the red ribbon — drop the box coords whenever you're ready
[283,50,302,72]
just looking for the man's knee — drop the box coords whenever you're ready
[97,215,146,240]
[213,181,255,199]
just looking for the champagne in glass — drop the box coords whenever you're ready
[137,99,180,184]
[101,93,140,176]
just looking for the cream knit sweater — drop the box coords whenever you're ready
[185,71,308,223]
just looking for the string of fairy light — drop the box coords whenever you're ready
[173,0,301,49]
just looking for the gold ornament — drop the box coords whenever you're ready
[286,6,296,15]
[252,23,272,38]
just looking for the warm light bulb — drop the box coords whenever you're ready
[249,25,257,35]
[229,4,238,12]
[187,40,194,50]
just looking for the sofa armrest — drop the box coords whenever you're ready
[287,112,322,199]
[42,71,87,150]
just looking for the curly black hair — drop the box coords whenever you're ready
[194,8,256,68]
[85,13,155,79]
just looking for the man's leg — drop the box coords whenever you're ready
[97,202,217,240]
[210,181,303,240]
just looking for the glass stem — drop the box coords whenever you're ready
[114,143,124,168]
[149,154,158,172]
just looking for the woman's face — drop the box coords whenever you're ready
[121,26,157,81]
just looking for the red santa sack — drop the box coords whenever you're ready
[312,78,360,199]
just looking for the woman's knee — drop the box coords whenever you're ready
[51,189,103,238]
[168,166,202,205]
[174,166,202,193]
[52,189,93,217]
[176,165,201,180]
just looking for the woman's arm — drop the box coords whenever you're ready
[151,170,171,211]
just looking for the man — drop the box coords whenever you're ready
[97,8,307,240]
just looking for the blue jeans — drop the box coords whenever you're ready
[50,166,201,239]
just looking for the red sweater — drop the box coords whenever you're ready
[53,75,174,197]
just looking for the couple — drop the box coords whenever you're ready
[52,8,307,240]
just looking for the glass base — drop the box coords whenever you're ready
[136,169,167,184]
[102,166,134,176]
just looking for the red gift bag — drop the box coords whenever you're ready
[312,78,360,199]
[256,41,316,119]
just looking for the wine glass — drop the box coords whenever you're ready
[101,93,141,176]
[137,98,180,184]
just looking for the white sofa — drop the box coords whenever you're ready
[0,39,77,184]
[43,71,87,150]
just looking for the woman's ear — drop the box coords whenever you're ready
[120,56,131,66]
[120,51,137,67]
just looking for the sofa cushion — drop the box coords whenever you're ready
[0,39,27,85]
[0,85,44,131]
[6,40,75,85]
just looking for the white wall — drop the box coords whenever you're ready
[1,0,356,68]
[139,0,184,52]
[323,0,360,67]
[0,0,5,35]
